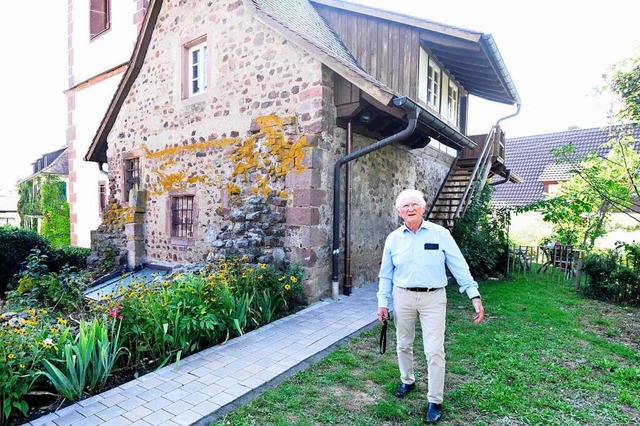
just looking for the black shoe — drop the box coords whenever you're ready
[425,402,442,423]
[394,383,415,398]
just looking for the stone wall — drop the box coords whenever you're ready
[208,194,288,266]
[97,0,459,303]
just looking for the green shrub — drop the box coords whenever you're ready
[582,245,640,305]
[0,226,52,297]
[0,309,71,425]
[7,249,88,312]
[50,246,90,272]
[451,185,510,278]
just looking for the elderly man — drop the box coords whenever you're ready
[377,189,484,423]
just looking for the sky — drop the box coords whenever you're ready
[1,1,639,191]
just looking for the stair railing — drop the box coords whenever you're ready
[454,125,498,218]
[426,151,460,221]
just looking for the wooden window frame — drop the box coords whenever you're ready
[89,0,111,40]
[427,59,441,111]
[447,81,459,126]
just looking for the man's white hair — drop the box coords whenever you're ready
[395,189,426,210]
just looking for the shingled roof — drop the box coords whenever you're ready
[491,125,640,207]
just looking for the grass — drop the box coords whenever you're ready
[211,276,640,426]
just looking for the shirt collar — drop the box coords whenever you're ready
[402,219,429,233]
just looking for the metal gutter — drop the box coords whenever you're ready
[479,34,521,105]
[396,97,477,150]
[331,98,420,300]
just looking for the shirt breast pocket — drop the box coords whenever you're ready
[422,243,443,266]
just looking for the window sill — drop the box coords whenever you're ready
[170,237,194,247]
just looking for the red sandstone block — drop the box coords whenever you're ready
[285,168,321,188]
[286,207,320,226]
[302,120,325,134]
[300,227,329,246]
[298,86,323,101]
[291,247,317,267]
[292,188,326,207]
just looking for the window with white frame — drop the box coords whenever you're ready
[447,81,459,125]
[186,40,208,97]
[427,59,441,110]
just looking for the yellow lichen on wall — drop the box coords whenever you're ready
[101,203,134,231]
[229,114,308,198]
[142,138,238,196]
[120,114,307,205]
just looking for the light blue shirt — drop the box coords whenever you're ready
[377,220,480,308]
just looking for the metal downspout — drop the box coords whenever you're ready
[496,102,522,126]
[343,121,353,297]
[331,99,420,300]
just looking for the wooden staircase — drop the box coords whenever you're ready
[427,125,508,229]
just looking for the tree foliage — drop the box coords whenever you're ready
[530,52,640,249]
[607,53,640,124]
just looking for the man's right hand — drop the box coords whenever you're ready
[377,307,389,324]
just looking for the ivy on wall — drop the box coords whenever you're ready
[17,176,70,248]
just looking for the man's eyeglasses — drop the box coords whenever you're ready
[399,202,422,211]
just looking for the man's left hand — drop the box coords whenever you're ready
[472,298,484,324]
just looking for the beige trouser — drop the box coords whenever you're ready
[392,286,447,404]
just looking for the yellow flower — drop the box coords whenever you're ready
[8,354,15,359]
[290,276,298,283]
[57,317,68,324]
[284,284,291,291]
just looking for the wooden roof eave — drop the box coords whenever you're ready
[310,0,483,42]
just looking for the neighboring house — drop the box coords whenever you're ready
[83,0,520,302]
[17,148,69,234]
[492,125,640,206]
[65,0,148,247]
[491,125,640,246]
[0,187,19,226]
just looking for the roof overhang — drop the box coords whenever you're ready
[311,0,520,106]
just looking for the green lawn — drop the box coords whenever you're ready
[211,276,640,426]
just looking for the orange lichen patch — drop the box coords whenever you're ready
[149,171,211,195]
[121,114,307,204]
[142,138,238,159]
[229,114,308,198]
[101,203,134,231]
